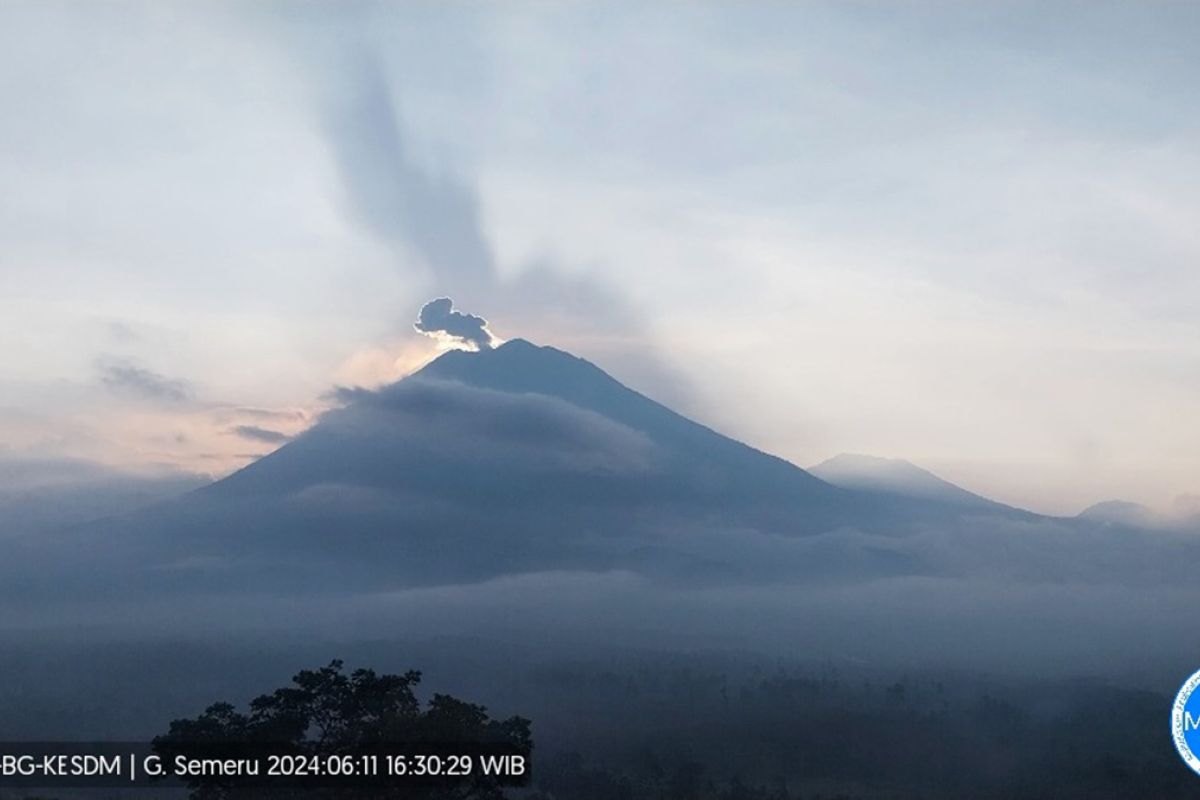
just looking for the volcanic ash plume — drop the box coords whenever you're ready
[413,298,495,350]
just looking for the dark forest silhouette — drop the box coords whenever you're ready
[153,660,531,799]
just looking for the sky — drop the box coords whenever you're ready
[0,0,1197,516]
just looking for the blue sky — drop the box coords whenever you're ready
[0,1,1197,515]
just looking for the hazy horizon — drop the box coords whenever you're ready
[2,1,1198,516]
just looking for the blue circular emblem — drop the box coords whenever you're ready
[1172,669,1200,775]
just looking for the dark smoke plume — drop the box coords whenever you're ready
[414,297,495,350]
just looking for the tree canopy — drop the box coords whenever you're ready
[153,660,531,800]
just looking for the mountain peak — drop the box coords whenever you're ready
[416,337,618,403]
[495,337,538,351]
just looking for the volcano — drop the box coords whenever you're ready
[5,339,1030,600]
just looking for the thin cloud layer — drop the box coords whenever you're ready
[231,425,292,444]
[97,360,192,405]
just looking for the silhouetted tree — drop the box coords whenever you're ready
[154,660,531,800]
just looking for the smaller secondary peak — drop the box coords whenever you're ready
[1077,500,1162,528]
[811,452,997,509]
[817,453,915,471]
